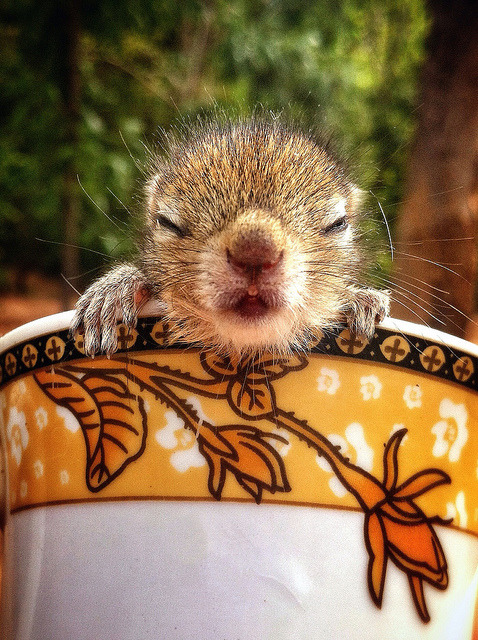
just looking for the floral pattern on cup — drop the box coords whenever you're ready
[360,375,382,401]
[35,406,48,430]
[270,428,292,457]
[317,367,341,395]
[389,423,408,445]
[431,398,468,463]
[29,350,456,624]
[2,314,477,628]
[155,408,206,473]
[445,491,468,529]
[33,459,44,479]
[6,406,29,466]
[403,384,422,409]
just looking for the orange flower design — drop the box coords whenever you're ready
[197,425,290,503]
[364,429,449,623]
[33,349,453,624]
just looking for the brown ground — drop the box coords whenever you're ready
[0,272,78,337]
[0,295,65,337]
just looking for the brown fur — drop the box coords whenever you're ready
[72,118,389,356]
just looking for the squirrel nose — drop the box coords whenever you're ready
[226,208,285,278]
[227,247,283,275]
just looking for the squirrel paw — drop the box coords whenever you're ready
[70,265,151,357]
[346,287,390,340]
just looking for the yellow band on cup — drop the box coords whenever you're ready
[1,318,478,625]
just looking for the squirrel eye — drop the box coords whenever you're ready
[322,216,348,235]
[155,214,187,237]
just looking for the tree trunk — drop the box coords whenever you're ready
[60,0,82,310]
[391,0,478,338]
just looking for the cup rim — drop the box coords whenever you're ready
[1,302,478,358]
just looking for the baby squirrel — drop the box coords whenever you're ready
[71,118,389,356]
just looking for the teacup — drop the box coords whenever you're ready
[0,309,476,639]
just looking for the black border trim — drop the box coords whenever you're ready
[0,318,477,391]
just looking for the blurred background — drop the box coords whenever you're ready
[0,0,477,339]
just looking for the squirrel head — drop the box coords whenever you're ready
[141,118,365,354]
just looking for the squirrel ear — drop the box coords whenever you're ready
[144,174,160,217]
[348,186,365,216]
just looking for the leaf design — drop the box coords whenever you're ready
[199,351,307,383]
[250,352,309,380]
[198,351,306,419]
[34,368,147,491]
[381,503,448,588]
[228,380,276,418]
[200,351,240,378]
[32,349,453,626]
[408,575,430,623]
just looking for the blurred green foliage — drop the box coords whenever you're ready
[0,0,429,289]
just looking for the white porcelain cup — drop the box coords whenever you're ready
[0,310,477,639]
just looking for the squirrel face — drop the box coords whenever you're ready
[141,120,364,354]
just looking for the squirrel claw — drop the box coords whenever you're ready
[346,287,390,339]
[70,264,150,357]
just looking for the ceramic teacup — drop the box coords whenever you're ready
[0,309,477,639]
